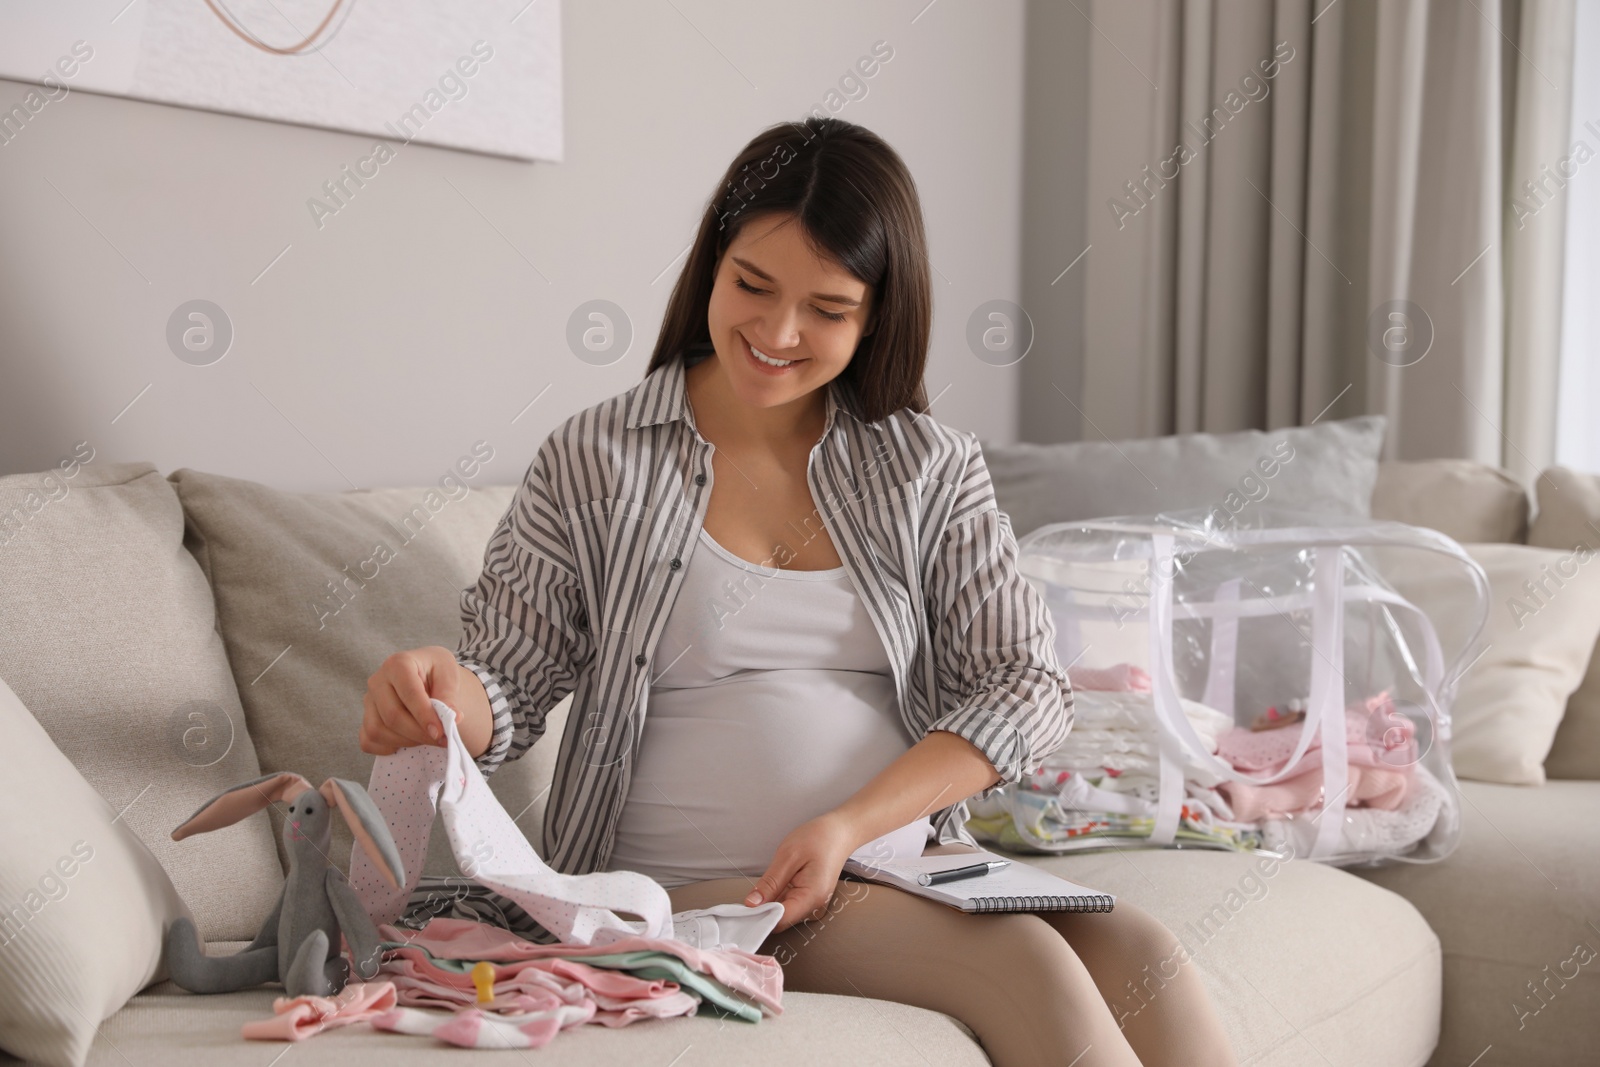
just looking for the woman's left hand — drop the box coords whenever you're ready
[745,811,859,932]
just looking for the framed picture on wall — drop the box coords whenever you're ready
[0,0,562,161]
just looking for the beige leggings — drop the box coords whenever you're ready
[666,846,1239,1067]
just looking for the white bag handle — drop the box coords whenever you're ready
[1148,534,1332,788]
[1306,548,1350,858]
[1147,539,1350,856]
[1201,578,1241,713]
[1147,554,1184,846]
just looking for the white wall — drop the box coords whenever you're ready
[0,0,1027,490]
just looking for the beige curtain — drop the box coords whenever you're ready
[1072,0,1576,478]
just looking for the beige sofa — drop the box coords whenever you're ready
[0,456,1595,1066]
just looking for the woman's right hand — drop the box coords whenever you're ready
[360,645,465,754]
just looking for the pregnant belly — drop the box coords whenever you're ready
[609,669,922,886]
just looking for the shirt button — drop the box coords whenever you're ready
[669,557,682,570]
[634,654,647,667]
[694,474,706,486]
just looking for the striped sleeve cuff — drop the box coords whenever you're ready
[459,657,518,779]
[929,696,1073,801]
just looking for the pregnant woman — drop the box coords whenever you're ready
[360,116,1236,1067]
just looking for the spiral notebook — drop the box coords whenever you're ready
[841,850,1116,913]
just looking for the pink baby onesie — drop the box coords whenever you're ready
[1216,692,1420,819]
[1068,663,1153,693]
[1215,764,1416,821]
[241,979,398,1041]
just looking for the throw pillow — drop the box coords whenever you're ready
[1529,466,1600,778]
[1386,542,1600,785]
[1370,459,1530,544]
[0,673,190,1067]
[168,467,566,880]
[980,415,1386,539]
[0,460,282,941]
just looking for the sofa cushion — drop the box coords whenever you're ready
[35,985,986,1066]
[168,468,567,883]
[0,461,281,942]
[1385,543,1600,785]
[1001,847,1440,1066]
[981,415,1386,539]
[1352,779,1600,1067]
[1370,459,1531,544]
[1529,466,1600,552]
[1529,467,1600,779]
[0,674,191,1067]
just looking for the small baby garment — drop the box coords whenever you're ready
[241,979,399,1042]
[372,1004,594,1049]
[350,700,784,953]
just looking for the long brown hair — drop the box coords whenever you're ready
[646,116,931,423]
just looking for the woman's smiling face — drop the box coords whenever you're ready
[706,212,875,409]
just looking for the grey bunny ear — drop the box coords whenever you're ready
[320,778,406,890]
[172,771,314,841]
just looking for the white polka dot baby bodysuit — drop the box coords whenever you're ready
[350,700,783,953]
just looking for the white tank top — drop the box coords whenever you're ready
[608,525,932,888]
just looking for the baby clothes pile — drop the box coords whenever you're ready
[369,915,782,1029]
[242,699,785,1049]
[1215,690,1448,859]
[242,918,784,1050]
[967,664,1265,853]
[968,663,1449,861]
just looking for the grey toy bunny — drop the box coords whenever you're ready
[162,771,406,998]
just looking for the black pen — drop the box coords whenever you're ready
[918,860,1010,887]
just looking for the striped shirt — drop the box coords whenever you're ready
[456,347,1074,877]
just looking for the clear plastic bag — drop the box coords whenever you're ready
[968,507,1489,868]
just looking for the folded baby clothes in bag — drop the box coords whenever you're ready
[996,510,1489,868]
[350,700,784,954]
[966,685,1262,854]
